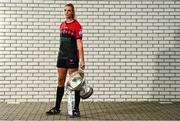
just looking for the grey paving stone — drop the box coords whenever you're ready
[0,102,180,121]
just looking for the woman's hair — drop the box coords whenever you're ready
[65,3,76,19]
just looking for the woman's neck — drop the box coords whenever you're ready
[66,18,74,23]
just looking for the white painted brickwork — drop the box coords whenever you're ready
[0,0,180,102]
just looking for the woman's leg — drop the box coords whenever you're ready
[55,68,67,110]
[57,67,67,87]
[68,68,80,116]
[46,68,67,115]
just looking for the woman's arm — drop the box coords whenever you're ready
[77,39,85,70]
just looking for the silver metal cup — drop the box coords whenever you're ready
[66,70,93,99]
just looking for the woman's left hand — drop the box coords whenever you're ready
[80,61,85,70]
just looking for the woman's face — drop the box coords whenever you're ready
[64,6,73,19]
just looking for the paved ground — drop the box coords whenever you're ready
[0,101,180,121]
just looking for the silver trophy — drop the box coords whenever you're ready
[66,70,93,99]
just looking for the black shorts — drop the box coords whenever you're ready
[57,57,79,68]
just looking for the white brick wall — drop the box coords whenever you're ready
[0,0,180,102]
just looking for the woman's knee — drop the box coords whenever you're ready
[57,68,67,87]
[57,78,65,87]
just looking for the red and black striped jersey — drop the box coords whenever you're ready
[59,20,82,39]
[58,20,82,59]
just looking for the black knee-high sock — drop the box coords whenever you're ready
[74,90,80,110]
[55,86,64,110]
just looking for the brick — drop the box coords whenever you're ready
[0,0,179,102]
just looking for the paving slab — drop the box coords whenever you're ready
[0,102,180,121]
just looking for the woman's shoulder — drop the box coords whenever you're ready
[74,20,82,28]
[59,20,66,28]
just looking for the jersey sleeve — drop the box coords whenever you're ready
[59,22,63,31]
[75,23,83,39]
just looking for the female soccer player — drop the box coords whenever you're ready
[46,3,85,117]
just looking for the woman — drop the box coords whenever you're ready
[46,3,85,117]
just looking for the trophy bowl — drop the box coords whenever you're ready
[66,70,93,99]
